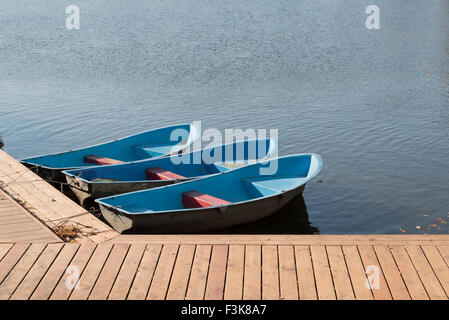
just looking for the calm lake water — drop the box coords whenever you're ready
[1,0,448,234]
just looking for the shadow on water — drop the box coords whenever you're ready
[121,194,320,235]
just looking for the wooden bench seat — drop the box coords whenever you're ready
[83,155,125,166]
[182,190,231,208]
[146,167,186,180]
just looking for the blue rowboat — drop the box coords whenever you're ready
[20,123,200,183]
[96,153,322,233]
[63,138,278,206]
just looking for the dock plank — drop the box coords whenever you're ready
[185,245,212,300]
[421,246,449,297]
[0,243,46,299]
[0,244,13,262]
[0,190,60,243]
[127,244,162,300]
[310,245,335,300]
[438,246,449,266]
[108,244,146,300]
[357,246,392,300]
[147,245,179,300]
[243,245,261,300]
[89,244,130,300]
[0,150,118,242]
[278,245,299,300]
[342,246,373,300]
[0,240,446,301]
[166,245,196,300]
[205,245,228,300]
[294,246,317,300]
[326,246,355,300]
[406,246,447,300]
[261,245,279,300]
[69,244,113,300]
[10,243,64,300]
[373,246,410,300]
[31,244,80,300]
[0,244,30,285]
[50,243,96,300]
[390,246,428,300]
[223,245,244,300]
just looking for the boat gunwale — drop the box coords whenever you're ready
[95,153,323,217]
[62,138,279,186]
[19,122,199,169]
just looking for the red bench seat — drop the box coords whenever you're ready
[182,191,231,208]
[146,167,186,180]
[83,155,125,166]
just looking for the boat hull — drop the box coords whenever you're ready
[99,185,305,233]
[66,175,190,207]
[22,162,74,186]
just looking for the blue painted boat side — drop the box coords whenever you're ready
[20,123,199,170]
[63,138,278,184]
[95,153,322,215]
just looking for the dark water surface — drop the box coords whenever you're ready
[1,0,448,234]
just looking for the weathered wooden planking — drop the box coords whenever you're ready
[127,244,162,300]
[69,244,113,300]
[0,190,61,243]
[50,243,96,300]
[294,246,317,300]
[358,246,392,300]
[0,244,46,299]
[205,245,228,300]
[326,246,355,300]
[185,245,211,300]
[278,246,299,300]
[147,245,178,300]
[243,245,261,300]
[31,244,80,300]
[0,150,118,242]
[10,243,64,300]
[89,244,130,300]
[110,234,449,246]
[372,246,410,300]
[0,242,447,301]
[310,245,336,300]
[261,245,279,300]
[166,245,196,300]
[342,246,373,300]
[421,246,449,297]
[405,246,447,300]
[223,245,245,300]
[0,244,30,285]
[108,244,146,300]
[390,246,428,300]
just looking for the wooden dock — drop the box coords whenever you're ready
[0,149,448,300]
[0,150,118,242]
[0,189,61,243]
[0,237,448,300]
